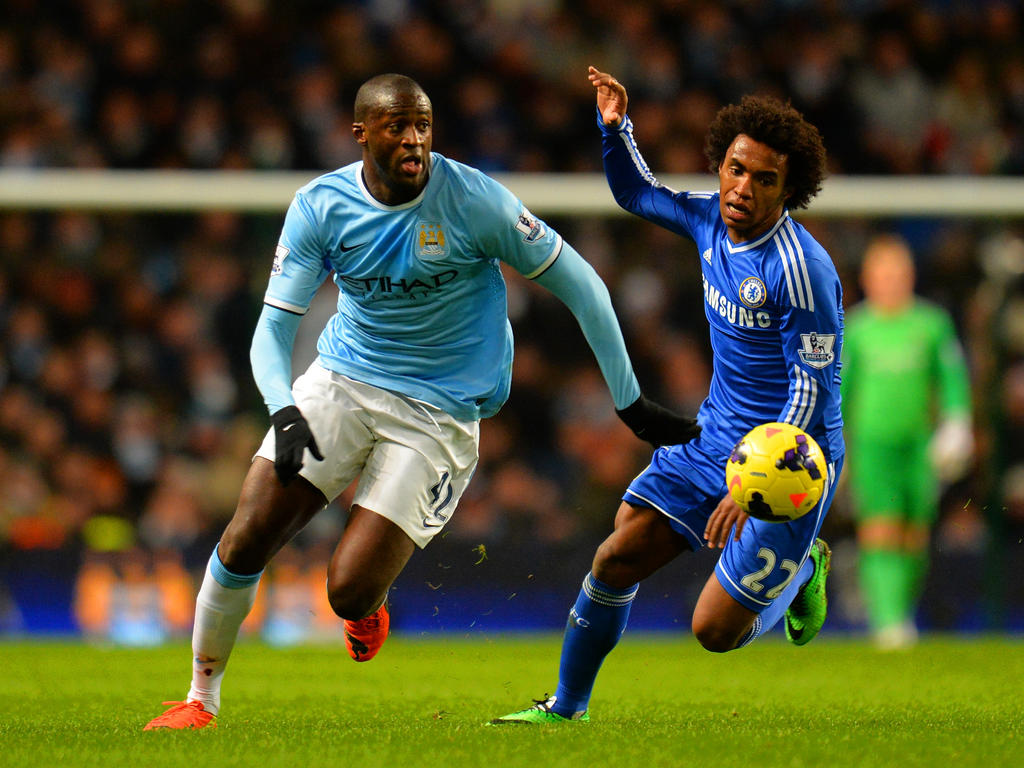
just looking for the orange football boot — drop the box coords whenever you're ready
[344,601,390,662]
[143,700,217,730]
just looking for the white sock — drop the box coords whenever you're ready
[185,555,260,715]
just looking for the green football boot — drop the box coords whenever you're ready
[487,696,590,725]
[785,538,831,646]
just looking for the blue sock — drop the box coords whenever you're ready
[551,572,638,718]
[737,556,813,646]
[209,544,262,588]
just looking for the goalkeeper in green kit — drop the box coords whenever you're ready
[841,234,973,649]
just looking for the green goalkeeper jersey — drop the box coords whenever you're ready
[841,299,970,444]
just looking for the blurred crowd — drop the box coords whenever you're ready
[3,0,1024,175]
[2,0,1024,640]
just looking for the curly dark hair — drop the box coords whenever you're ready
[704,96,827,210]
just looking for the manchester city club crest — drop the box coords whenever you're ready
[417,221,448,260]
[739,276,767,308]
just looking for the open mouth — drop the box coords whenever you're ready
[400,156,422,175]
[725,201,750,219]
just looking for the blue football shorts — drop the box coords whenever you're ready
[623,437,843,613]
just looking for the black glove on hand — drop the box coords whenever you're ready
[616,394,701,448]
[270,405,324,485]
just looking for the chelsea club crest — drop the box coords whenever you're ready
[739,276,767,308]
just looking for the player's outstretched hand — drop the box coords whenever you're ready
[705,494,749,549]
[616,394,701,448]
[270,405,324,486]
[588,66,628,128]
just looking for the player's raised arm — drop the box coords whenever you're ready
[588,66,627,128]
[589,68,694,238]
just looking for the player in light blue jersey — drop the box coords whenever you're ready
[145,73,699,731]
[492,69,844,725]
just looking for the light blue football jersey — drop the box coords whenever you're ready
[600,115,844,463]
[264,153,564,421]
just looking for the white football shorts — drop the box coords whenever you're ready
[255,362,479,548]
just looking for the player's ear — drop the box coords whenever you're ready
[352,122,367,145]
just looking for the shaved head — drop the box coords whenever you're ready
[352,73,433,205]
[354,74,430,121]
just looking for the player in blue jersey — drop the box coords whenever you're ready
[491,68,844,725]
[144,73,698,730]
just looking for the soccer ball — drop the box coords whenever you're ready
[725,422,826,522]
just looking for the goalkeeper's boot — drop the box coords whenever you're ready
[344,600,390,662]
[487,696,590,725]
[785,538,831,646]
[143,700,216,730]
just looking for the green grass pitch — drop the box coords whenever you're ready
[2,634,1020,767]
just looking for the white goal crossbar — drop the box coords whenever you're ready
[1,170,1023,217]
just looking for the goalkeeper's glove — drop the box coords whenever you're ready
[929,415,973,483]
[616,394,701,448]
[270,405,324,485]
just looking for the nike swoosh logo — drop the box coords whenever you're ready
[282,424,295,432]
[339,241,365,252]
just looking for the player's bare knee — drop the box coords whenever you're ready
[692,619,739,653]
[326,588,362,620]
[326,581,378,621]
[592,541,638,588]
[215,536,265,576]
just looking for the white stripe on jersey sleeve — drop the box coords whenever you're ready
[263,295,308,315]
[775,224,820,313]
[617,121,660,186]
[800,368,818,429]
[775,234,801,308]
[783,366,805,425]
[521,235,563,280]
[797,367,814,428]
[783,365,818,430]
[784,220,815,313]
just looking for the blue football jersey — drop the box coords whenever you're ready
[600,115,844,461]
[264,153,565,421]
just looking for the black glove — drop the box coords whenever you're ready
[616,394,701,448]
[270,405,324,485]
